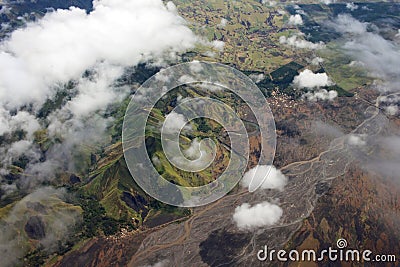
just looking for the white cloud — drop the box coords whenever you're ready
[165,1,177,13]
[295,69,337,101]
[361,5,371,11]
[310,57,324,65]
[211,40,225,51]
[320,0,335,4]
[241,165,288,191]
[303,89,338,102]
[217,18,227,28]
[348,60,365,68]
[182,138,202,159]
[346,2,358,11]
[325,16,400,181]
[331,14,400,93]
[262,0,277,6]
[165,137,214,172]
[293,69,333,89]
[385,105,398,116]
[178,74,196,84]
[346,134,366,146]
[333,14,367,35]
[0,0,198,110]
[0,109,41,138]
[65,64,128,118]
[233,201,283,230]
[8,140,33,157]
[189,60,203,73]
[155,70,172,82]
[0,108,10,136]
[1,140,41,169]
[0,110,42,171]
[202,51,216,58]
[162,111,192,134]
[379,95,400,105]
[248,73,265,83]
[288,14,303,26]
[0,0,200,183]
[152,155,161,166]
[296,9,306,16]
[279,35,324,50]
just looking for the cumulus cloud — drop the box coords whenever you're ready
[293,69,333,89]
[0,109,40,137]
[217,18,227,28]
[233,201,283,230]
[346,134,367,147]
[303,89,338,102]
[348,60,365,68]
[0,3,202,261]
[385,105,399,116]
[330,14,400,93]
[0,0,198,109]
[288,14,303,26]
[293,69,336,101]
[189,60,203,73]
[324,15,400,182]
[262,0,277,6]
[249,73,265,83]
[346,2,358,11]
[2,140,40,168]
[294,6,306,16]
[379,94,400,105]
[211,40,225,51]
[162,111,192,134]
[168,137,214,171]
[202,50,216,58]
[182,138,203,159]
[0,0,200,187]
[152,155,161,166]
[332,14,367,35]
[320,0,335,4]
[63,64,128,118]
[241,165,288,191]
[327,17,400,188]
[377,94,400,116]
[0,109,42,175]
[310,57,324,65]
[279,35,325,50]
